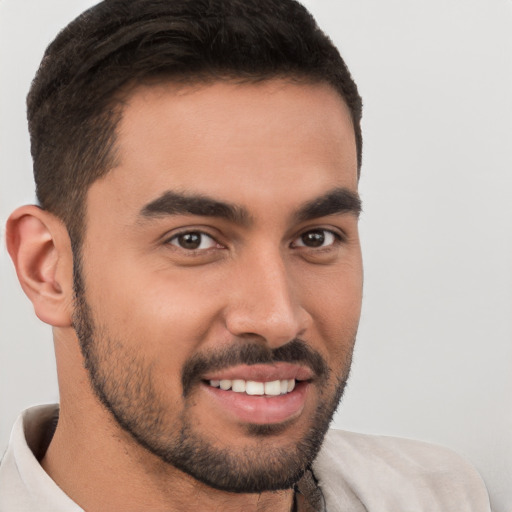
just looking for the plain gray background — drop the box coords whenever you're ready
[1,1,511,510]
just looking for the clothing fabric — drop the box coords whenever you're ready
[0,405,491,511]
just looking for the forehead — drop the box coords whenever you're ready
[90,79,358,216]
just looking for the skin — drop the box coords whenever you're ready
[7,80,362,511]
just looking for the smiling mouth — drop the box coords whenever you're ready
[207,378,297,396]
[201,371,311,424]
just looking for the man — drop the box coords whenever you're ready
[0,0,490,510]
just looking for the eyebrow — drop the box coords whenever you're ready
[294,187,362,222]
[139,187,361,225]
[140,191,251,225]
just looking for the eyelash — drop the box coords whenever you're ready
[166,231,221,252]
[291,229,343,249]
[165,228,344,253]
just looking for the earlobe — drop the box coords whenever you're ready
[6,205,74,327]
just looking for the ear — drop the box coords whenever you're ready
[6,205,74,327]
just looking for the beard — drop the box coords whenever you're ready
[71,260,354,493]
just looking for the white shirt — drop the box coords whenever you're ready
[0,405,491,511]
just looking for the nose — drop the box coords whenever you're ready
[224,249,310,348]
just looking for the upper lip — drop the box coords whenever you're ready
[202,362,314,383]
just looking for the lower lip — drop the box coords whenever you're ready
[202,381,310,425]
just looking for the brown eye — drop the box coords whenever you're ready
[169,232,217,250]
[293,229,337,248]
[302,230,325,247]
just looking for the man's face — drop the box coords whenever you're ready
[74,80,362,492]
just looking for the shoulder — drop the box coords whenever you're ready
[313,429,491,512]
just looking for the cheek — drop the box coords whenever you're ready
[299,261,362,363]
[303,259,363,320]
[82,254,229,361]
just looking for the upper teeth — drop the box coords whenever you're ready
[209,379,296,396]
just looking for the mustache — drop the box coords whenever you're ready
[181,339,329,397]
